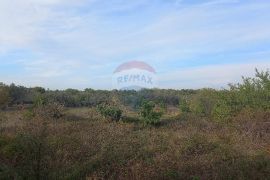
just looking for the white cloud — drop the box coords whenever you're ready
[1,0,269,61]
[0,0,86,53]
[0,0,270,89]
[16,58,82,78]
[44,0,270,66]
[159,61,270,89]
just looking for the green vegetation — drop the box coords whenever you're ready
[97,104,122,121]
[0,83,9,109]
[0,69,269,179]
[139,100,163,125]
[178,69,270,123]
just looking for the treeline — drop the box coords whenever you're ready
[0,83,195,109]
[1,69,269,123]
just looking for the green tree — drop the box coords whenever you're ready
[228,69,270,110]
[212,69,270,122]
[139,101,163,125]
[179,97,191,114]
[189,89,218,117]
[0,83,10,109]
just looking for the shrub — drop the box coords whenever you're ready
[0,112,6,135]
[31,96,64,120]
[48,102,64,119]
[189,89,218,117]
[182,134,218,156]
[34,102,64,119]
[211,100,232,122]
[212,69,270,122]
[97,104,122,121]
[0,84,10,109]
[33,94,47,107]
[139,101,163,125]
[228,69,270,111]
[22,110,35,120]
[211,91,232,122]
[0,115,53,179]
[179,97,190,114]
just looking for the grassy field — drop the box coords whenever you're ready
[1,106,269,180]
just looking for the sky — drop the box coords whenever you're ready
[0,0,270,90]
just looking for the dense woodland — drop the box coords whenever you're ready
[0,69,269,179]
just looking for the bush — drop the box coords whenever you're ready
[182,134,218,156]
[228,69,270,111]
[0,115,53,179]
[97,104,122,121]
[179,97,190,114]
[0,112,6,134]
[189,89,218,117]
[30,96,64,120]
[22,110,35,120]
[139,101,163,125]
[212,69,270,122]
[211,100,232,122]
[34,102,64,119]
[33,94,47,107]
[0,84,9,109]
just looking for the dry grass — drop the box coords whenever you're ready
[0,107,269,180]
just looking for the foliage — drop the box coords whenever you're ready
[0,82,198,111]
[30,95,64,120]
[2,106,269,179]
[177,69,270,122]
[209,90,235,122]
[179,97,191,114]
[34,102,64,119]
[139,100,163,125]
[212,69,270,122]
[0,84,10,109]
[97,104,122,121]
[8,83,28,104]
[228,69,270,110]
[33,94,47,107]
[1,69,270,179]
[189,89,218,117]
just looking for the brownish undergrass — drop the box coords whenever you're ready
[0,108,269,180]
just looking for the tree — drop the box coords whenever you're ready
[139,101,163,125]
[228,69,270,111]
[179,97,190,114]
[0,83,10,109]
[188,89,218,117]
[9,83,29,104]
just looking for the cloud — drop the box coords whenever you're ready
[45,0,270,66]
[2,0,270,60]
[0,0,269,89]
[16,58,82,78]
[159,61,270,89]
[0,0,86,53]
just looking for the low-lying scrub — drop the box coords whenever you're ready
[139,101,163,125]
[0,69,269,179]
[97,104,123,121]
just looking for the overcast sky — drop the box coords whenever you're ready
[0,0,270,90]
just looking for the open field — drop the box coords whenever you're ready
[1,106,269,180]
[1,70,270,179]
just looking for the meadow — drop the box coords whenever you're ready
[0,70,269,180]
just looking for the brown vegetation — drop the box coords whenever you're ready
[0,70,269,179]
[0,106,269,180]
